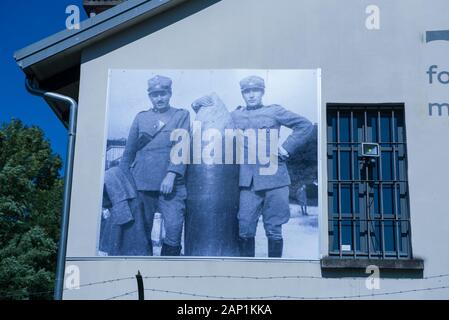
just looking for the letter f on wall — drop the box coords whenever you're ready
[427,65,438,84]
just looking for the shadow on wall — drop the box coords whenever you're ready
[83,0,223,64]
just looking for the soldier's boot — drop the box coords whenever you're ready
[161,243,182,256]
[238,237,255,257]
[268,238,283,258]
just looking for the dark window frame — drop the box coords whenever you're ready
[326,103,414,260]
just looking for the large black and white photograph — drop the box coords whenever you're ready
[98,69,321,259]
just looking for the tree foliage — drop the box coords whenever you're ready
[287,124,318,202]
[0,120,63,300]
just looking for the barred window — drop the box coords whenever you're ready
[327,104,412,259]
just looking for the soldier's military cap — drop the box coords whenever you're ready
[147,75,172,94]
[240,76,265,92]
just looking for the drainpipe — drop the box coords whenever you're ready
[25,78,78,301]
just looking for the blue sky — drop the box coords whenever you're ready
[0,0,87,175]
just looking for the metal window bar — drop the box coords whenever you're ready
[337,110,342,258]
[350,111,357,258]
[377,110,386,258]
[364,109,372,258]
[392,110,400,258]
[327,219,411,257]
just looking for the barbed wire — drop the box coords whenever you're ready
[422,274,449,280]
[105,290,137,300]
[2,271,449,300]
[65,276,135,289]
[141,272,449,281]
[0,276,135,299]
[143,284,449,300]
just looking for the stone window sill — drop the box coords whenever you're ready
[321,256,424,271]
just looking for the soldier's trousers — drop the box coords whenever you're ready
[237,184,290,240]
[139,185,187,248]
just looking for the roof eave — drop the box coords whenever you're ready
[14,0,186,75]
[13,0,187,126]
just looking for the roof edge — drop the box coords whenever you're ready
[14,0,186,70]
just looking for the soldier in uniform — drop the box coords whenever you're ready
[119,75,190,256]
[296,184,308,216]
[231,75,314,258]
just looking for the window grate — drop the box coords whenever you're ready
[327,104,412,259]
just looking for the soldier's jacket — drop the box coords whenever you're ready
[120,107,190,191]
[231,104,314,191]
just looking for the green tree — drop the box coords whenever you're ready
[0,119,63,300]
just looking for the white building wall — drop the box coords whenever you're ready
[64,0,449,299]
